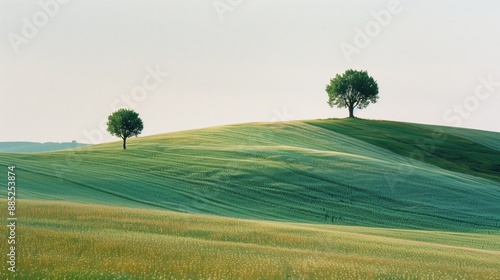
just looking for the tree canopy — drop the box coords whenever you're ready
[106,108,144,149]
[326,69,379,118]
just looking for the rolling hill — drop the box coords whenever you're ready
[2,119,499,231]
[2,118,500,279]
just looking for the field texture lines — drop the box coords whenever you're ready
[1,200,498,279]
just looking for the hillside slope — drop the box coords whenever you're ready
[305,119,500,184]
[1,120,499,231]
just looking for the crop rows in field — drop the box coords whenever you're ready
[0,120,499,231]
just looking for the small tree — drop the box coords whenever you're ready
[106,109,144,149]
[326,69,379,118]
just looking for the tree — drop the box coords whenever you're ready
[106,109,144,149]
[325,69,379,118]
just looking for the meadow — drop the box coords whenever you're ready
[2,200,499,279]
[1,119,499,278]
[1,120,499,231]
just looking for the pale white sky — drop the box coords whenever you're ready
[1,0,499,143]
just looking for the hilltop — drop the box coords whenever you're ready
[1,119,499,231]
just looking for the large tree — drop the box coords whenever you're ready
[326,69,379,118]
[106,109,144,149]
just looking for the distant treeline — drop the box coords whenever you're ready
[0,142,88,153]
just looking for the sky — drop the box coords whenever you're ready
[1,0,499,144]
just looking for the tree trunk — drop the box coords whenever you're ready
[123,137,127,150]
[348,106,355,118]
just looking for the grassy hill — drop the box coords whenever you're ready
[2,119,499,279]
[2,119,499,231]
[305,119,500,184]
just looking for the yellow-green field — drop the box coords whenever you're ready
[1,119,500,278]
[2,120,500,231]
[3,200,499,279]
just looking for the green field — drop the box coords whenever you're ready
[1,119,499,278]
[2,200,498,279]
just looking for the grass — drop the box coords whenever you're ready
[1,119,499,278]
[2,200,499,279]
[305,118,500,183]
[0,120,499,231]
